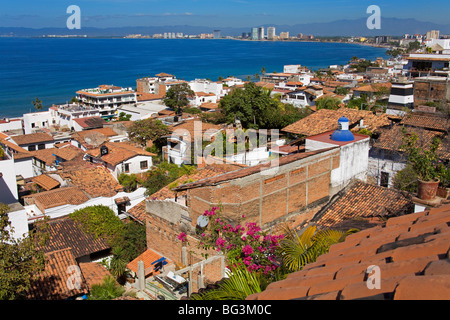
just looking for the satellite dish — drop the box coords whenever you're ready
[197,215,209,228]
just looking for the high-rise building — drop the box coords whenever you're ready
[267,27,276,40]
[258,27,265,40]
[251,28,259,40]
[213,30,221,39]
[426,30,440,40]
[280,32,289,40]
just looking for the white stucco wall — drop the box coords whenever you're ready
[0,158,18,204]
[14,158,34,179]
[113,155,153,178]
[306,137,370,194]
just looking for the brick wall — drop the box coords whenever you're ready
[414,80,450,105]
[186,148,340,230]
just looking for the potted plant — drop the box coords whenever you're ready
[401,130,441,200]
[436,161,450,199]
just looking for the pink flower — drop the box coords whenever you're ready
[243,244,254,256]
[243,256,252,266]
[177,232,188,243]
[216,237,226,249]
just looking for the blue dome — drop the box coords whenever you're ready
[331,129,354,142]
[338,116,349,122]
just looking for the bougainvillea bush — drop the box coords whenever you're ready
[187,207,284,275]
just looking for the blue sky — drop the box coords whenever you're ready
[1,0,449,28]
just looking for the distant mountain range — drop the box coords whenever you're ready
[1,17,449,37]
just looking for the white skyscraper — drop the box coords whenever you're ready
[258,27,265,40]
[267,27,276,40]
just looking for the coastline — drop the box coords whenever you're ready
[0,38,389,118]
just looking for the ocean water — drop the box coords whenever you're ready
[0,38,388,118]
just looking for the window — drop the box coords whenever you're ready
[380,171,389,188]
[37,144,45,150]
[28,145,36,151]
[124,163,130,173]
[140,160,148,170]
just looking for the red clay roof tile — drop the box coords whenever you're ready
[247,202,450,300]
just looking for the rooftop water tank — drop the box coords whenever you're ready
[330,116,355,142]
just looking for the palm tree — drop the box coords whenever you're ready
[280,225,357,272]
[108,247,128,283]
[31,97,43,111]
[190,265,262,300]
[88,276,125,300]
[260,66,266,75]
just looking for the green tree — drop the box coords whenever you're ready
[280,225,357,272]
[117,112,132,121]
[0,203,50,299]
[128,118,171,147]
[143,162,196,196]
[315,96,342,110]
[88,276,125,300]
[108,247,128,283]
[118,173,139,192]
[407,41,422,52]
[163,83,195,115]
[191,265,262,300]
[392,164,419,193]
[219,82,284,129]
[31,98,43,111]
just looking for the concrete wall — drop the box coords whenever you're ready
[0,158,18,204]
[0,119,23,132]
[305,138,370,195]
[368,148,407,188]
[14,158,33,179]
[330,139,369,194]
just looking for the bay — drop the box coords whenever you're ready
[0,38,387,118]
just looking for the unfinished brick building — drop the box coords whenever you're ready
[413,76,450,106]
[143,147,342,289]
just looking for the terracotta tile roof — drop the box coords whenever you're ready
[31,148,59,165]
[400,113,449,132]
[60,166,123,198]
[86,142,155,166]
[11,132,54,146]
[137,92,165,101]
[195,91,216,97]
[156,72,174,77]
[73,116,107,129]
[372,124,449,160]
[27,248,87,300]
[79,262,115,290]
[53,145,85,161]
[282,108,391,137]
[0,138,32,160]
[23,186,90,211]
[353,82,392,93]
[71,127,119,149]
[32,174,61,191]
[200,102,219,110]
[127,248,172,277]
[42,218,110,259]
[174,148,338,192]
[310,180,414,230]
[127,200,147,223]
[247,202,450,300]
[148,164,242,201]
[169,119,223,143]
